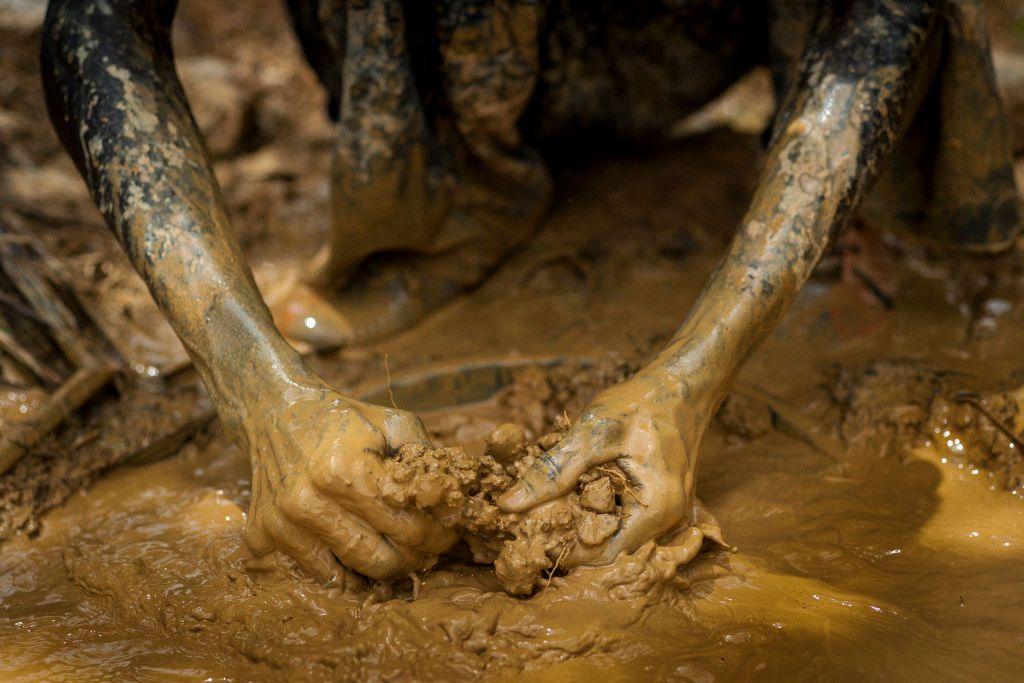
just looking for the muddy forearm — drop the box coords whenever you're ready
[41,0,310,427]
[647,0,939,405]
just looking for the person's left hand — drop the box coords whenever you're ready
[498,369,712,567]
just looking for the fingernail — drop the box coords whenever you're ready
[498,485,528,512]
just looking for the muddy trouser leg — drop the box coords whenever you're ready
[285,0,449,285]
[277,0,550,348]
[41,1,311,430]
[434,0,551,275]
[859,0,1020,253]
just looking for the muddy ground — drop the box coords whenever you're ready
[5,0,1024,680]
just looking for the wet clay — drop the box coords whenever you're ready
[831,359,1024,493]
[6,351,1024,680]
[6,0,1024,678]
[380,419,724,595]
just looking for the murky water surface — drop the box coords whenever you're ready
[3,150,1024,681]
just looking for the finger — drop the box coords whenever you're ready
[267,517,348,585]
[311,454,457,555]
[243,517,275,557]
[498,436,596,512]
[380,409,432,451]
[319,512,411,581]
[391,541,438,575]
[338,488,459,556]
[276,480,411,579]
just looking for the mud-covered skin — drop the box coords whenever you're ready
[41,0,454,581]
[502,0,947,566]
[41,0,1016,584]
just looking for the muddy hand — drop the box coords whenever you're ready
[243,382,458,583]
[499,370,705,567]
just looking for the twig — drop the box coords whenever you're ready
[594,464,648,507]
[0,289,48,324]
[384,353,398,409]
[0,310,62,385]
[852,266,895,310]
[0,365,116,476]
[544,537,575,592]
[953,392,1024,450]
[0,243,95,368]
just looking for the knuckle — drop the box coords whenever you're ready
[387,410,429,441]
[400,519,437,549]
[386,521,424,549]
[392,408,418,423]
[576,409,622,438]
[307,461,339,491]
[532,453,563,481]
[280,480,319,522]
[243,518,276,556]
[337,527,371,556]
[586,416,622,439]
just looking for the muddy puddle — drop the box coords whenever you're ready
[2,355,1024,681]
[2,120,1024,678]
[4,137,1024,679]
[4,1,1024,670]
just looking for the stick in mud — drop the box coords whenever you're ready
[0,365,116,476]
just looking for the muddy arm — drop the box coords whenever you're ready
[41,0,457,581]
[646,0,940,412]
[40,0,311,430]
[498,0,944,562]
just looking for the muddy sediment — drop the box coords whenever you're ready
[831,359,1024,493]
[381,416,702,595]
[5,344,1024,680]
[4,1,1024,677]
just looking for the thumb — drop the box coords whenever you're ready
[498,438,593,512]
[381,409,431,451]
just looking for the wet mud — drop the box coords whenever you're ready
[4,137,1024,682]
[5,1,1024,680]
[381,417,724,596]
[4,114,1024,683]
[5,346,1024,680]
[831,359,1024,492]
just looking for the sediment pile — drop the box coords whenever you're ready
[380,418,634,595]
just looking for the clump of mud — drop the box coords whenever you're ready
[381,418,634,595]
[496,357,637,438]
[831,359,1024,493]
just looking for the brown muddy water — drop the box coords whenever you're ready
[3,369,1024,681]
[3,147,1024,681]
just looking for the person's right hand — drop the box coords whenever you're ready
[239,378,458,583]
